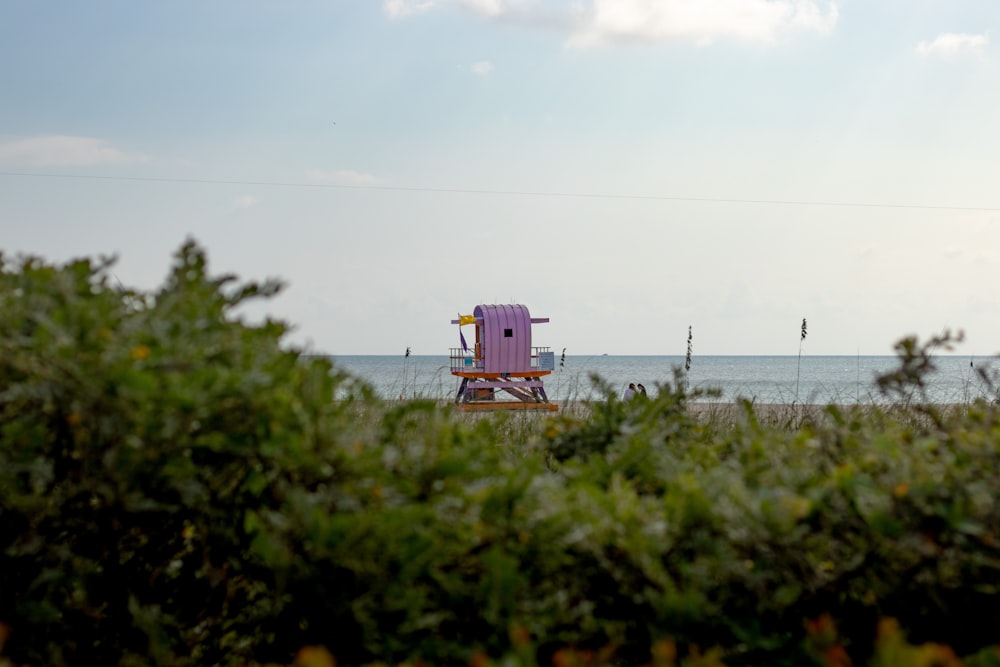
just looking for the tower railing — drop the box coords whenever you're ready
[449,347,554,372]
[449,348,483,371]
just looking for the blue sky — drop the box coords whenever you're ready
[2,0,998,356]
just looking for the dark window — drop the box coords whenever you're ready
[504,328,513,337]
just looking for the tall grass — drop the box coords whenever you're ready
[795,317,807,404]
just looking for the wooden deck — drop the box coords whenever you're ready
[454,402,559,412]
[451,370,551,379]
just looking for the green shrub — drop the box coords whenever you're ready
[0,241,367,666]
[4,241,1000,666]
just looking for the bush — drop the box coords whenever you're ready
[0,241,367,666]
[4,241,1000,666]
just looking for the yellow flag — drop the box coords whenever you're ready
[459,314,476,326]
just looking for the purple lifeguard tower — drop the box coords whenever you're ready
[449,304,557,411]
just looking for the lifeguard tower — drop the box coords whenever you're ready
[449,304,557,411]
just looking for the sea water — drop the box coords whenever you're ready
[326,354,1000,405]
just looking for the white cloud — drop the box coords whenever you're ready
[232,195,259,209]
[916,32,989,60]
[383,0,438,19]
[567,0,839,48]
[307,169,378,186]
[0,135,147,167]
[385,0,531,19]
[458,0,510,16]
[470,60,494,75]
[383,0,838,47]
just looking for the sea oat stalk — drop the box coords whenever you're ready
[685,326,693,373]
[795,318,807,404]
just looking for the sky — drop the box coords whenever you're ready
[1,0,999,357]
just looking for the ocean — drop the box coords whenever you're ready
[326,354,1000,405]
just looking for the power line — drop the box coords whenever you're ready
[1,170,998,212]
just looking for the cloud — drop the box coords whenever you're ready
[307,169,378,187]
[232,195,259,209]
[0,135,147,167]
[383,0,438,19]
[458,0,511,16]
[470,60,494,76]
[385,0,521,19]
[568,0,840,48]
[383,0,839,47]
[916,32,989,60]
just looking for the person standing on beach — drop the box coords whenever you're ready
[624,383,637,400]
[637,383,647,398]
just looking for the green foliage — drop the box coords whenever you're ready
[875,329,964,406]
[0,241,366,666]
[3,242,1000,666]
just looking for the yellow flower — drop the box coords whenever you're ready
[469,650,491,667]
[893,483,909,498]
[509,624,531,648]
[877,618,901,641]
[805,613,836,639]
[293,645,336,667]
[651,639,677,667]
[131,344,151,361]
[782,494,812,520]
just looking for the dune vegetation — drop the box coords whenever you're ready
[3,241,1000,667]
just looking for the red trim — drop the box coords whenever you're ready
[451,371,552,379]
